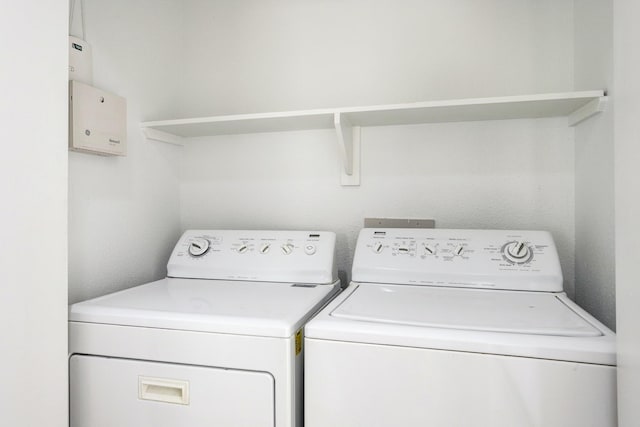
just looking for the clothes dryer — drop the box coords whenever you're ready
[305,228,616,427]
[69,230,340,427]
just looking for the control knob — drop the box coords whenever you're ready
[371,242,384,254]
[281,242,294,255]
[503,241,533,263]
[423,244,436,256]
[259,243,271,254]
[188,238,210,257]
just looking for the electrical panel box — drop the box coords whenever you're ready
[69,81,127,156]
[69,36,93,84]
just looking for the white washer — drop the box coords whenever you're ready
[305,228,616,427]
[69,230,340,427]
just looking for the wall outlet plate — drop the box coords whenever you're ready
[364,218,436,229]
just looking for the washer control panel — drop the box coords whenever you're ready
[168,230,337,284]
[353,229,563,292]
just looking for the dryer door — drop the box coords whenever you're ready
[70,355,274,427]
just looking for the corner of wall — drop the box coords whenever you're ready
[572,0,615,329]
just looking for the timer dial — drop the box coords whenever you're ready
[502,241,533,264]
[188,238,210,257]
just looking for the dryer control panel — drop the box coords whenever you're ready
[352,229,563,292]
[167,230,337,284]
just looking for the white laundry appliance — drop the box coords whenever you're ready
[305,228,616,427]
[69,229,340,427]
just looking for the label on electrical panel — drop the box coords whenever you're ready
[295,329,303,356]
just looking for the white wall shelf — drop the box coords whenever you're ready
[141,90,607,186]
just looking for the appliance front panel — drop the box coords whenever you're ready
[305,338,617,427]
[70,355,274,427]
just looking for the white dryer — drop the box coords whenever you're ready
[305,228,616,427]
[69,230,340,427]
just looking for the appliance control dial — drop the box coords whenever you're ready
[372,242,384,254]
[237,244,249,254]
[259,243,271,254]
[423,244,436,255]
[188,238,210,257]
[503,241,533,264]
[281,242,294,255]
[453,245,465,256]
[304,244,317,255]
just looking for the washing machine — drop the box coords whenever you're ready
[305,228,616,427]
[69,229,340,427]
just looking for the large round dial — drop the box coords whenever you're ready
[188,238,210,257]
[502,241,533,264]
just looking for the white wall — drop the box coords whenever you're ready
[614,0,640,423]
[68,0,183,303]
[179,0,573,117]
[178,0,577,292]
[573,1,615,329]
[0,1,68,426]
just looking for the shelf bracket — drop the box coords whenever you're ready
[568,96,608,127]
[141,127,185,146]
[334,112,360,186]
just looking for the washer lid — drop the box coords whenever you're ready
[69,278,339,338]
[331,284,600,337]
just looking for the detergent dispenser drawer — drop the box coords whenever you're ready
[70,355,274,427]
